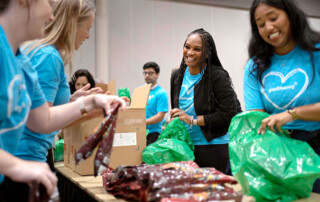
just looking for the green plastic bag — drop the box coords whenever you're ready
[229,111,320,202]
[54,139,64,161]
[142,118,195,164]
[118,87,131,101]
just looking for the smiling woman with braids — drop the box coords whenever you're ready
[170,28,242,174]
[243,0,320,192]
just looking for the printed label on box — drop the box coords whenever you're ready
[113,132,137,147]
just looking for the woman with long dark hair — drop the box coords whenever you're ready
[244,0,320,192]
[170,28,242,173]
[69,69,96,94]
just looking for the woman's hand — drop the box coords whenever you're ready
[258,111,293,135]
[7,159,57,196]
[170,108,192,124]
[70,84,103,102]
[93,94,127,114]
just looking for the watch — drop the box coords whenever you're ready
[287,108,299,120]
[192,118,198,126]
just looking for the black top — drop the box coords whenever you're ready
[170,65,242,142]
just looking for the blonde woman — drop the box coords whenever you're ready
[15,0,101,165]
[0,0,125,199]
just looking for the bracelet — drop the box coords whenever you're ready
[190,116,194,129]
[92,93,97,109]
[77,97,87,116]
[287,108,299,120]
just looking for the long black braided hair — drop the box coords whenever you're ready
[174,28,238,115]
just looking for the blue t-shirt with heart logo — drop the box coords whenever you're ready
[244,43,320,131]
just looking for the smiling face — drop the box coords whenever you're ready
[254,3,296,55]
[75,13,95,50]
[27,0,54,40]
[183,34,203,70]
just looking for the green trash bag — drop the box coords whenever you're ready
[229,111,320,202]
[118,87,131,101]
[54,139,64,161]
[142,118,194,164]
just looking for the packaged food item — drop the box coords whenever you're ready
[74,103,121,176]
[102,161,242,201]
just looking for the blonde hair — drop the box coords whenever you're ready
[23,0,95,69]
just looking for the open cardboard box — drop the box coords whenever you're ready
[63,84,151,175]
[95,79,115,95]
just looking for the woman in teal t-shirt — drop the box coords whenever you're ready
[0,0,125,199]
[16,0,102,167]
[244,0,320,192]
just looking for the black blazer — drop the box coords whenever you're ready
[170,65,242,142]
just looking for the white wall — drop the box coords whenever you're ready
[73,0,320,110]
[106,0,250,109]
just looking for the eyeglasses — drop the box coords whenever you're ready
[143,71,156,76]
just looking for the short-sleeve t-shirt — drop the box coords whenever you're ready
[15,45,70,161]
[244,44,320,131]
[146,84,169,134]
[0,26,46,183]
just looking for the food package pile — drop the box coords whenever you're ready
[102,161,242,201]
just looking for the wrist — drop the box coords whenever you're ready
[70,94,76,102]
[92,94,97,109]
[287,108,299,120]
[192,118,198,126]
[76,96,88,116]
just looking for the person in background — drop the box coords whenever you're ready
[243,0,320,192]
[170,28,242,174]
[15,0,102,168]
[143,62,169,145]
[0,0,125,200]
[69,69,96,94]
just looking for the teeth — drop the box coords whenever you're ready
[269,32,279,39]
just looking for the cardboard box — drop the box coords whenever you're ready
[63,84,151,175]
[95,79,115,95]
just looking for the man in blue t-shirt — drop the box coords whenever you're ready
[143,62,169,145]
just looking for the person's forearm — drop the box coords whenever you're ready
[195,115,205,126]
[27,95,96,133]
[295,103,320,121]
[146,112,165,125]
[0,149,19,175]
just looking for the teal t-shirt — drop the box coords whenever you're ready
[244,44,320,131]
[179,67,229,145]
[15,45,70,161]
[0,26,46,183]
[146,84,169,134]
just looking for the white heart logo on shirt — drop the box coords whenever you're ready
[0,75,30,135]
[261,68,308,110]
